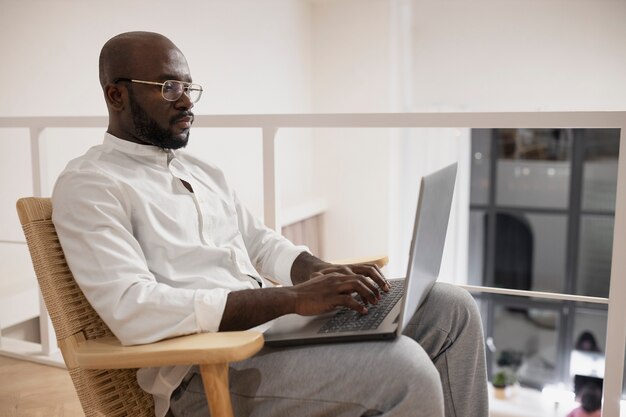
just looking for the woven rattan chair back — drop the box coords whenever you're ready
[17,197,155,417]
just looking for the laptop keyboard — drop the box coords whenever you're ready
[318,280,404,334]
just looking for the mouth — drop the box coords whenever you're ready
[173,113,194,130]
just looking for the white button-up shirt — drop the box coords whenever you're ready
[52,133,306,416]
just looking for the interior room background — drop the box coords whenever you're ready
[1,0,625,413]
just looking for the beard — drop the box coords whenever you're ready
[128,89,190,150]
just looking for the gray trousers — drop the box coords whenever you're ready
[169,283,488,417]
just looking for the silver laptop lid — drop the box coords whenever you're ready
[398,163,457,333]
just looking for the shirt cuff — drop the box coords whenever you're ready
[193,288,232,332]
[273,245,310,286]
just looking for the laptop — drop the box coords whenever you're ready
[265,163,458,346]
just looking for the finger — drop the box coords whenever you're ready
[337,294,368,315]
[355,275,381,300]
[318,263,389,292]
[350,264,390,292]
[317,272,380,302]
[335,277,379,304]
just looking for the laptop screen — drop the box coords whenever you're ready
[400,163,457,331]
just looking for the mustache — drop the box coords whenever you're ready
[171,111,194,124]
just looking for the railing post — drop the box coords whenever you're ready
[29,127,58,357]
[29,127,45,197]
[602,122,626,417]
[262,127,279,232]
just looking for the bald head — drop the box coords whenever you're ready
[99,31,195,149]
[99,31,184,88]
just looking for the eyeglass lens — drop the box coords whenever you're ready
[162,80,202,103]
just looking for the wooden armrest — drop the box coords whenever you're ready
[66,331,264,370]
[332,254,389,269]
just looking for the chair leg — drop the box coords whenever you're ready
[200,363,234,417]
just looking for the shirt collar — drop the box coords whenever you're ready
[103,132,175,165]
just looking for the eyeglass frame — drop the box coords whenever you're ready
[113,78,203,103]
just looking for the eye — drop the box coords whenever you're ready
[161,81,185,101]
[162,81,176,93]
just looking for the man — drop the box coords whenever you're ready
[52,31,488,417]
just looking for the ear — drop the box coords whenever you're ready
[104,84,126,112]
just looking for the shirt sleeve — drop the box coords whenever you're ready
[232,192,309,286]
[52,169,230,345]
[181,153,310,286]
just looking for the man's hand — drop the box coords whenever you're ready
[288,271,383,316]
[291,252,390,292]
[312,263,390,294]
[220,253,390,331]
[288,252,390,316]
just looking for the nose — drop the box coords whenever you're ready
[174,91,194,110]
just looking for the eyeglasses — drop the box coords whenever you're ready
[114,78,203,103]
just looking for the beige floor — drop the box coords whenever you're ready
[0,355,83,417]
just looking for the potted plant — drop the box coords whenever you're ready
[491,350,522,400]
[492,371,508,399]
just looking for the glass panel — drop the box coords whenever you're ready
[495,129,572,209]
[577,215,614,297]
[493,212,566,293]
[468,210,485,286]
[582,128,620,213]
[492,302,560,389]
[470,129,491,205]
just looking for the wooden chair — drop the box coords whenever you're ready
[17,197,263,417]
[16,197,388,417]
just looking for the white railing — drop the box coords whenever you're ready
[1,111,625,417]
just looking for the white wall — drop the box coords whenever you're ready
[0,0,315,211]
[310,0,392,262]
[409,0,626,112]
[309,0,469,278]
